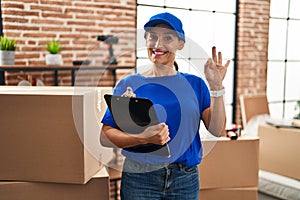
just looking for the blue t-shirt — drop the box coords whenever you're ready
[101,72,210,166]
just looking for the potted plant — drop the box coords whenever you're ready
[45,39,63,65]
[0,36,16,65]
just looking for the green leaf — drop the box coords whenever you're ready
[46,39,61,54]
[0,36,16,51]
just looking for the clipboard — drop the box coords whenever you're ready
[104,94,170,157]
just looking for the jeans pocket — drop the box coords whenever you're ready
[180,165,198,174]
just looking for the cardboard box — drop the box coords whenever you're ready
[198,136,259,189]
[258,124,300,180]
[0,86,113,184]
[199,187,258,200]
[0,168,110,200]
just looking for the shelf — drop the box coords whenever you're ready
[0,65,135,86]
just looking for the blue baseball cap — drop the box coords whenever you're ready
[144,12,185,42]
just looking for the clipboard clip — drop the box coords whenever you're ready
[122,86,136,98]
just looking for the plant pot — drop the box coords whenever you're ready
[46,54,63,66]
[0,50,15,65]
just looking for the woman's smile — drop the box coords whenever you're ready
[152,49,168,57]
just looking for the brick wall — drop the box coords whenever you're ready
[1,0,136,86]
[235,0,270,124]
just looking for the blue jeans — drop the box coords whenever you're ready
[120,158,199,200]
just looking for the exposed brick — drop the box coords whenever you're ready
[14,61,27,65]
[72,39,98,45]
[75,14,104,21]
[22,33,57,38]
[74,27,104,33]
[65,8,95,14]
[28,40,37,45]
[100,4,132,10]
[3,32,21,38]
[41,27,72,32]
[30,5,63,13]
[73,2,107,10]
[41,12,73,19]
[16,0,39,3]
[31,19,65,25]
[94,0,120,3]
[2,17,29,23]
[2,3,25,9]
[127,1,136,6]
[100,23,135,28]
[20,47,46,52]
[3,24,39,31]
[15,53,39,59]
[40,0,72,6]
[59,33,89,39]
[101,10,123,16]
[67,20,96,26]
[60,46,89,51]
[2,10,39,17]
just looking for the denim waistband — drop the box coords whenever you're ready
[122,158,185,173]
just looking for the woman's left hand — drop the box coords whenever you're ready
[204,46,230,90]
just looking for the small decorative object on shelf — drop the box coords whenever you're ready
[0,35,16,65]
[294,100,300,120]
[97,35,118,65]
[45,39,63,65]
[225,124,242,140]
[72,60,91,66]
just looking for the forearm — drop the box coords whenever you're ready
[208,96,226,137]
[203,46,229,136]
[100,125,147,148]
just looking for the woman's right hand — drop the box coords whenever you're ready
[140,123,170,145]
[204,46,230,90]
[101,123,170,149]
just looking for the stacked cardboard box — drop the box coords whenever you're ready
[198,136,259,200]
[0,168,110,200]
[258,124,300,180]
[0,86,112,199]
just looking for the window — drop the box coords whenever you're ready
[267,0,300,119]
[136,0,237,126]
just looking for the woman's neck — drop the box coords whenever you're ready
[142,64,177,77]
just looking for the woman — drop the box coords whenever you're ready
[101,12,229,200]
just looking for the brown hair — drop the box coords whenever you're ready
[174,61,178,71]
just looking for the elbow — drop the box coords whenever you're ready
[100,126,116,148]
[208,128,224,137]
[208,119,226,137]
[100,131,109,147]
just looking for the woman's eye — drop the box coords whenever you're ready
[149,34,157,41]
[164,36,172,42]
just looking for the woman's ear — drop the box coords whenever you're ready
[178,40,184,50]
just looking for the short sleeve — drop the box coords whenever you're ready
[201,81,211,113]
[100,78,128,127]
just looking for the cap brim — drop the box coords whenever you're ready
[144,18,185,42]
[144,19,174,31]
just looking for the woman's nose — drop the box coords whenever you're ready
[154,39,162,48]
